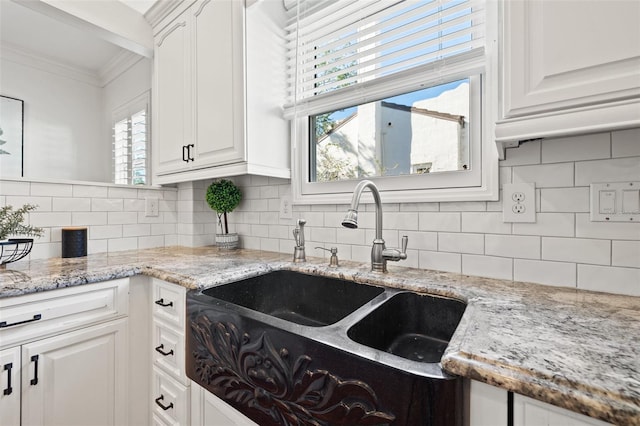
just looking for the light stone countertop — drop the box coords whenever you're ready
[0,246,638,425]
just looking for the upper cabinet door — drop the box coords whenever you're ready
[192,0,245,167]
[503,0,640,118]
[154,15,193,175]
[496,0,640,149]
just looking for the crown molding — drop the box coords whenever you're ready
[0,42,101,87]
[100,49,145,87]
[145,0,185,29]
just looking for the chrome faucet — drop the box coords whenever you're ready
[341,180,407,273]
[292,219,306,262]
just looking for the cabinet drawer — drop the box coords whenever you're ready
[152,279,186,331]
[153,321,188,385]
[0,279,129,349]
[153,367,190,426]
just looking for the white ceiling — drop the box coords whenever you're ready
[0,0,157,74]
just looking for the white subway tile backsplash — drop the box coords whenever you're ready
[29,212,72,227]
[88,239,108,254]
[251,224,270,238]
[123,224,151,237]
[123,199,145,212]
[612,241,640,268]
[108,187,139,199]
[399,202,439,212]
[138,235,165,249]
[512,213,575,237]
[612,128,640,158]
[462,254,512,280]
[462,212,512,234]
[575,214,640,241]
[6,196,52,211]
[502,140,541,166]
[72,212,108,226]
[577,265,640,296]
[73,185,108,198]
[514,259,576,288]
[90,225,123,239]
[575,157,640,186]
[419,212,461,232]
[402,231,438,251]
[512,163,574,188]
[382,212,419,230]
[1,180,30,196]
[92,198,124,212]
[108,237,138,252]
[31,182,73,197]
[108,212,138,225]
[311,227,337,243]
[440,201,487,212]
[542,237,610,265]
[419,250,461,273]
[541,133,610,164]
[485,234,540,259]
[540,187,590,212]
[439,233,484,254]
[336,227,367,245]
[53,197,91,212]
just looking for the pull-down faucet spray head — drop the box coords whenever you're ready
[341,209,358,229]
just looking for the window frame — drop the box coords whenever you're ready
[289,1,499,205]
[111,91,150,186]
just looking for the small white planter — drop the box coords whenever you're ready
[216,233,239,250]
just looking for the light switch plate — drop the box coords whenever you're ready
[503,183,536,223]
[590,182,640,222]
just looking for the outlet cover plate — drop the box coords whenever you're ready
[503,183,536,223]
[145,197,159,217]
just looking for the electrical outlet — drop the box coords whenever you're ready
[503,183,535,223]
[279,195,293,219]
[145,197,159,217]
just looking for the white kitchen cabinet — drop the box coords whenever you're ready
[191,381,257,426]
[513,393,612,426]
[0,347,20,426]
[152,0,289,184]
[0,279,130,426]
[151,278,191,425]
[21,319,128,426]
[469,380,508,426]
[468,380,612,426]
[495,0,640,151]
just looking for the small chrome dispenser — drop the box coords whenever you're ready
[316,246,339,268]
[292,219,306,262]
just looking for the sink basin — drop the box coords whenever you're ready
[201,270,384,327]
[348,292,466,363]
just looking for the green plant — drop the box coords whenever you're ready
[0,204,44,240]
[205,180,242,234]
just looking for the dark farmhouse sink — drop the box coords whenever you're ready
[187,270,467,425]
[202,270,384,326]
[348,292,466,363]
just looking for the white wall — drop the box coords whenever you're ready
[0,57,108,182]
[223,128,640,297]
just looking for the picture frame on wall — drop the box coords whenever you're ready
[0,95,24,178]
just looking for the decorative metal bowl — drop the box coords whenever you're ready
[0,238,34,268]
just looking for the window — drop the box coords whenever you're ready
[285,0,498,203]
[112,92,150,185]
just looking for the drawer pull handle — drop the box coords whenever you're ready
[155,344,174,357]
[0,314,42,328]
[182,145,188,162]
[3,362,12,395]
[155,394,174,411]
[154,299,173,307]
[30,355,39,386]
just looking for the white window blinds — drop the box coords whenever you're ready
[285,0,485,116]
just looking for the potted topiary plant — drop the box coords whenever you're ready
[0,204,44,267]
[206,179,242,249]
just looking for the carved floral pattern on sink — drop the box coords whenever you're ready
[190,314,396,425]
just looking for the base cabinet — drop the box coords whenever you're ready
[191,382,256,426]
[469,381,612,426]
[21,319,128,426]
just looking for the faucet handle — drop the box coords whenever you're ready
[401,235,408,254]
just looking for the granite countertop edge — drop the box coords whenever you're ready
[1,246,638,425]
